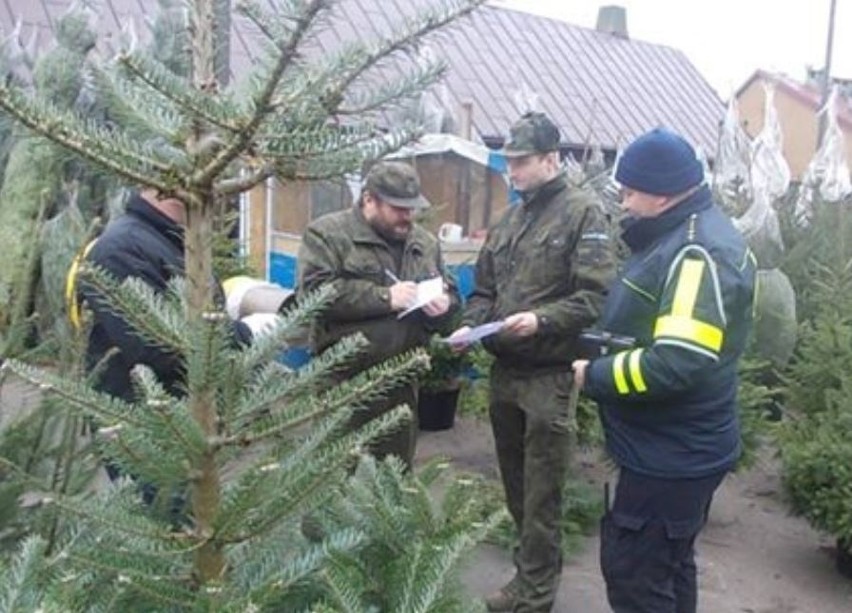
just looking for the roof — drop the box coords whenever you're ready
[1,0,724,153]
[736,69,852,132]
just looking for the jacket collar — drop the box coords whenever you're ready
[126,193,184,251]
[620,185,713,252]
[518,172,567,209]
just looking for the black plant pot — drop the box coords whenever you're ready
[837,538,852,579]
[418,388,460,431]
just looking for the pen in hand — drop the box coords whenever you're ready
[385,268,402,284]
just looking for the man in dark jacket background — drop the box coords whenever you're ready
[450,112,617,612]
[81,189,256,503]
[83,188,253,404]
[297,161,459,469]
[572,128,757,613]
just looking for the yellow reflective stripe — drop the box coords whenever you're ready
[65,239,98,330]
[628,349,647,392]
[654,315,723,352]
[671,259,705,317]
[612,352,630,394]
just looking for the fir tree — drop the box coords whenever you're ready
[0,0,487,608]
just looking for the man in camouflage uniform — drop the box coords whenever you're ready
[297,161,459,468]
[450,113,616,612]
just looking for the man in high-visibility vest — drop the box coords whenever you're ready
[572,128,757,613]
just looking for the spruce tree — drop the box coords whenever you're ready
[0,0,489,609]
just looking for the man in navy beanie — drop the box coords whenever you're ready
[572,128,757,613]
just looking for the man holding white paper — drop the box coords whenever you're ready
[297,161,459,468]
[449,113,616,612]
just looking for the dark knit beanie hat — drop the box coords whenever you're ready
[615,128,704,195]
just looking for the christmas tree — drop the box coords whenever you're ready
[0,0,496,609]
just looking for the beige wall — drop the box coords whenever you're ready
[247,181,268,278]
[737,79,852,180]
[246,155,509,271]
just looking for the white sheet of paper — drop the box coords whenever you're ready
[397,277,445,319]
[441,321,505,344]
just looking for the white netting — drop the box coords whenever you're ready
[730,83,788,268]
[795,87,852,225]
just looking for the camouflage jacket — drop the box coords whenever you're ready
[297,207,459,369]
[463,173,617,373]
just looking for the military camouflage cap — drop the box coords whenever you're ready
[364,161,431,209]
[502,112,561,158]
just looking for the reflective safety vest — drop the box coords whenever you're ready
[584,189,757,478]
[65,239,98,330]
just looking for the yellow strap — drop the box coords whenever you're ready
[628,349,647,392]
[65,239,98,330]
[612,352,630,394]
[654,315,723,352]
[671,258,705,317]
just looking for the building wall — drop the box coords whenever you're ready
[738,79,852,180]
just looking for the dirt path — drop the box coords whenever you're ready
[415,417,852,613]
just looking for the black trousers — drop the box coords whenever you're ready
[600,468,726,613]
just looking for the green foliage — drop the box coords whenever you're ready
[780,386,852,545]
[421,335,470,392]
[778,195,852,323]
[2,277,436,610]
[776,194,852,547]
[455,345,492,418]
[312,456,503,613]
[735,358,780,470]
[781,256,852,419]
[0,4,109,357]
[0,0,489,608]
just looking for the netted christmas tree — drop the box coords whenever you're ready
[0,0,499,609]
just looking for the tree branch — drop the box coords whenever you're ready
[117,52,239,133]
[0,84,173,193]
[319,1,483,117]
[194,0,330,187]
[215,163,275,196]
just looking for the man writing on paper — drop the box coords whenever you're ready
[297,160,459,469]
[449,112,617,612]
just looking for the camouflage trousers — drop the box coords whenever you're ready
[489,365,574,612]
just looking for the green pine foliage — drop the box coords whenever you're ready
[0,0,487,607]
[309,456,504,612]
[780,379,852,547]
[774,194,852,553]
[3,276,431,610]
[0,4,112,358]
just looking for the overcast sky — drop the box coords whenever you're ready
[494,0,851,98]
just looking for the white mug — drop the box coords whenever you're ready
[438,222,463,242]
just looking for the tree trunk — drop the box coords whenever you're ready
[185,199,225,585]
[188,0,225,586]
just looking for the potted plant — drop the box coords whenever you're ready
[418,335,470,431]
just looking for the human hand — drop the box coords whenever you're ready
[571,359,589,390]
[422,292,451,317]
[502,312,539,337]
[389,281,418,311]
[446,325,472,352]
